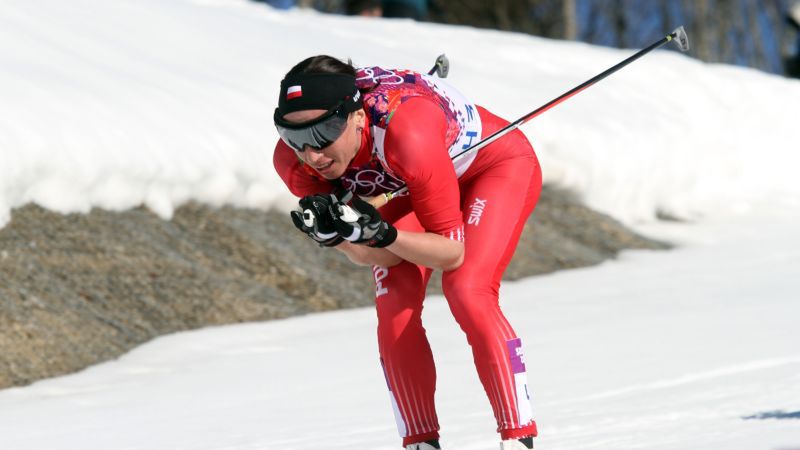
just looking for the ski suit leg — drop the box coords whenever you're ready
[374,212,438,447]
[442,131,542,441]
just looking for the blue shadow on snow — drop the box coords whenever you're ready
[742,410,800,420]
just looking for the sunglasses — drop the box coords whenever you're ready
[273,101,350,152]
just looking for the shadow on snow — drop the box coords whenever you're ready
[742,410,800,420]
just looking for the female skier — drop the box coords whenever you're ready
[273,55,542,450]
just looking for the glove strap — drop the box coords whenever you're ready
[367,223,398,248]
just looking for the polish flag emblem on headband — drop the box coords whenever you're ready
[286,85,302,100]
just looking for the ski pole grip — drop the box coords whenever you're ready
[366,186,409,209]
[366,193,392,209]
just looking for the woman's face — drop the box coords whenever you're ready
[283,109,365,180]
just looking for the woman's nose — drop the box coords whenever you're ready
[303,148,325,164]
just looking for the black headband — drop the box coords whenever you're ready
[277,72,361,115]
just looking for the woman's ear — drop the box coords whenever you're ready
[353,109,366,129]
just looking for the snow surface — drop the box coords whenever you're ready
[1,208,798,450]
[1,0,799,449]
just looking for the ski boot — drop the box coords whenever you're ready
[406,439,441,450]
[500,436,533,449]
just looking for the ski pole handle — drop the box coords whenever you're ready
[366,187,408,208]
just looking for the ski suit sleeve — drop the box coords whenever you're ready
[383,97,464,240]
[273,139,333,197]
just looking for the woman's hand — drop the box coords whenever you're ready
[290,194,343,247]
[330,196,398,248]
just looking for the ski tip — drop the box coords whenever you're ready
[670,26,690,52]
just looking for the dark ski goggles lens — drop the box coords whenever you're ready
[274,103,349,152]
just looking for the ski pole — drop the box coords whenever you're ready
[367,26,690,208]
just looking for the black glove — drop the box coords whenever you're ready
[331,195,397,248]
[290,194,343,247]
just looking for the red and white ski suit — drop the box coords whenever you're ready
[274,67,541,446]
